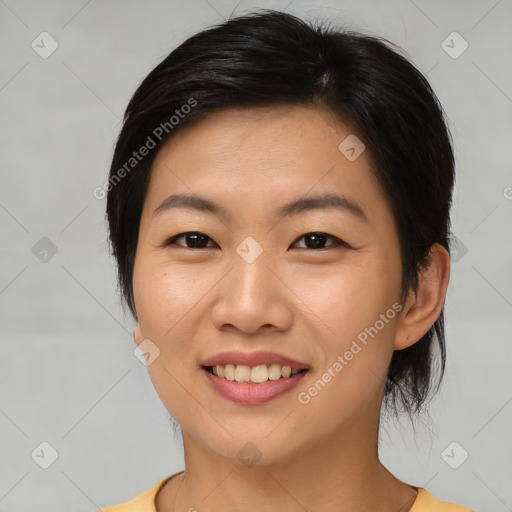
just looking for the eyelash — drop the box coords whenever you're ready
[163,232,350,250]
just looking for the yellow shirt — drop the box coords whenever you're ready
[97,470,475,512]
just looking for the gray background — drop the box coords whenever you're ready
[0,0,511,511]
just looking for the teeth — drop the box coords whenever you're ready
[224,364,235,381]
[234,365,251,383]
[251,365,268,383]
[209,363,305,384]
[281,366,292,378]
[268,364,282,380]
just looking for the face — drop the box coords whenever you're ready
[132,105,405,465]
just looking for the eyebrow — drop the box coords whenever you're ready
[152,192,368,222]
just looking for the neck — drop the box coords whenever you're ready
[159,395,417,512]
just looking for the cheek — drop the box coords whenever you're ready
[132,257,220,401]
[289,256,400,341]
[133,259,210,340]
[291,267,399,423]
[132,260,208,423]
[288,255,401,406]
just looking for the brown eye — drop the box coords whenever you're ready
[166,232,217,248]
[291,232,347,250]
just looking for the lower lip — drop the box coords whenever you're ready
[202,368,309,405]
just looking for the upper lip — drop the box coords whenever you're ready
[201,351,310,370]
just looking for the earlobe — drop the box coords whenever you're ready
[133,323,142,345]
[394,244,450,350]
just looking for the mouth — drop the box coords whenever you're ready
[202,364,309,384]
[200,350,310,404]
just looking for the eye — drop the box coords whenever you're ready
[165,232,218,249]
[291,232,348,250]
[164,231,349,250]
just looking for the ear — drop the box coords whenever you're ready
[394,243,450,350]
[133,323,143,346]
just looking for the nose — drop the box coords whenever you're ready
[210,254,293,335]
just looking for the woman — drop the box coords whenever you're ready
[99,9,474,512]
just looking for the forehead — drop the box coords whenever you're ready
[149,105,369,183]
[143,105,393,231]
[161,104,353,160]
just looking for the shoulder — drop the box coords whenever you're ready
[96,473,182,512]
[412,488,476,512]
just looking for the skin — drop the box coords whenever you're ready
[131,105,450,512]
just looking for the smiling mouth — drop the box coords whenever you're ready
[203,364,309,384]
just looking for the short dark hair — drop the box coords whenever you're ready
[106,9,455,420]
